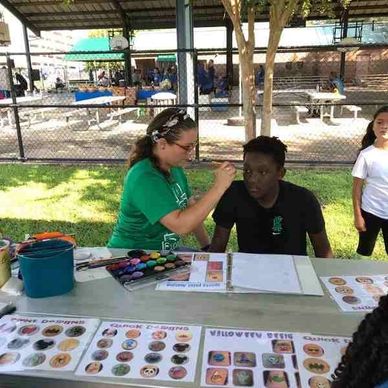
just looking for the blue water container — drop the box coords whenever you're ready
[18,239,74,298]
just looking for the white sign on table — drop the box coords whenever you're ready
[76,320,201,382]
[200,327,350,388]
[321,274,388,312]
[0,314,99,372]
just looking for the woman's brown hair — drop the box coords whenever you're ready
[128,108,196,173]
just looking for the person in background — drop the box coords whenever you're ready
[132,69,142,86]
[352,105,388,257]
[207,59,215,91]
[255,64,265,87]
[329,71,345,95]
[168,66,177,90]
[55,77,65,91]
[152,68,161,86]
[108,107,236,251]
[164,66,177,91]
[331,294,388,388]
[14,72,28,97]
[197,63,213,95]
[210,136,333,258]
[97,71,109,87]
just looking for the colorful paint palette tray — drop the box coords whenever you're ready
[106,250,191,291]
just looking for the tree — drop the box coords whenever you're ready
[221,0,258,141]
[221,0,351,139]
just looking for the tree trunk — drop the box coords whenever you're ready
[261,0,298,136]
[239,51,256,141]
[221,0,256,141]
[261,28,282,136]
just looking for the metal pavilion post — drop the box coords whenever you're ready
[123,24,133,87]
[339,8,349,80]
[176,0,194,108]
[226,18,234,89]
[6,54,25,160]
[22,24,34,93]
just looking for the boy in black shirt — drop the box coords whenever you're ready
[210,136,333,257]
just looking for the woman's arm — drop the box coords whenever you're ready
[352,177,366,232]
[160,162,236,235]
[187,198,210,249]
[192,223,210,249]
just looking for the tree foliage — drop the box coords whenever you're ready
[221,0,352,138]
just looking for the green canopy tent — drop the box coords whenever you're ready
[156,54,176,63]
[64,38,126,85]
[64,37,124,62]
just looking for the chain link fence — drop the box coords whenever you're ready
[0,46,386,164]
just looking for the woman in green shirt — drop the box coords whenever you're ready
[108,108,236,250]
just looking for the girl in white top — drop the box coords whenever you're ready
[352,105,388,257]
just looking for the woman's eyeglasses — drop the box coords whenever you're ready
[173,141,197,152]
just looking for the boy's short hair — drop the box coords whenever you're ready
[243,136,288,168]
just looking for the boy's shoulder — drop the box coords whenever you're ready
[228,180,247,194]
[280,180,316,201]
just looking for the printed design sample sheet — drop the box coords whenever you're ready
[0,314,99,372]
[156,253,227,292]
[201,328,300,387]
[200,328,351,387]
[76,321,201,382]
[320,274,388,312]
[296,334,350,388]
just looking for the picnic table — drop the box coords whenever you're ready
[305,91,346,121]
[256,89,347,122]
[151,92,177,115]
[1,252,388,387]
[71,96,126,125]
[0,95,44,127]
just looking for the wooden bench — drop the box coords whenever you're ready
[340,105,362,119]
[294,105,309,123]
[107,107,138,123]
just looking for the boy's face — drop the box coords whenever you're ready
[243,152,284,201]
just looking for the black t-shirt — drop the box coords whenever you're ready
[212,180,325,255]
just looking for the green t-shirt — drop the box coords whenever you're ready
[108,158,191,250]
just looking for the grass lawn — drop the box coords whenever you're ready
[0,164,386,259]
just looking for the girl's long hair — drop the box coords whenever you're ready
[360,105,388,150]
[332,294,388,388]
[128,108,196,173]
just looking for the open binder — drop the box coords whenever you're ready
[157,252,324,296]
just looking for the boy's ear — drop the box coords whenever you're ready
[278,167,286,179]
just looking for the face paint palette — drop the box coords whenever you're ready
[76,320,201,383]
[106,250,192,291]
[320,274,388,312]
[0,314,99,372]
[200,328,351,388]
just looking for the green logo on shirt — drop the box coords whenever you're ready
[172,183,188,209]
[272,216,283,235]
[162,232,180,251]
